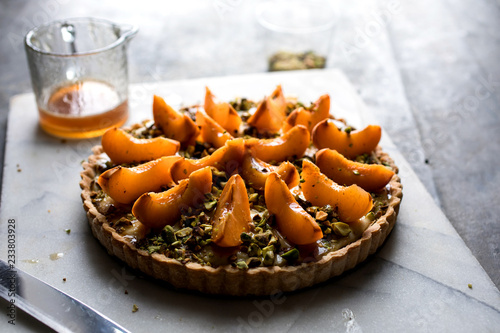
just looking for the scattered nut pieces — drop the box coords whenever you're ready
[132,304,139,313]
[315,211,328,221]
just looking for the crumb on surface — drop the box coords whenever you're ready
[63,278,66,282]
[124,290,129,295]
[65,229,71,235]
[132,304,139,313]
[468,283,472,289]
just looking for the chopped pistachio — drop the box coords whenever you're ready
[240,232,252,243]
[235,260,248,270]
[281,248,299,262]
[247,243,262,257]
[365,212,376,221]
[147,245,161,254]
[204,200,217,211]
[201,224,212,231]
[322,205,333,214]
[132,304,139,313]
[175,227,193,238]
[171,241,182,248]
[64,229,71,235]
[262,245,275,266]
[253,205,266,212]
[246,257,262,268]
[248,193,259,203]
[333,222,351,237]
[161,225,177,244]
[306,206,317,214]
[254,231,272,246]
[468,284,473,289]
[315,211,328,221]
[268,235,278,246]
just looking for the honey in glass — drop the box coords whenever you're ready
[38,80,128,139]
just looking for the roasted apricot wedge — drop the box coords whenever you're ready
[282,94,330,133]
[101,127,180,164]
[247,85,287,134]
[301,160,373,222]
[196,109,233,149]
[211,174,252,247]
[132,166,213,230]
[170,138,245,182]
[312,120,382,159]
[204,87,242,136]
[240,151,299,191]
[98,155,182,204]
[153,95,200,145]
[245,125,310,163]
[265,173,323,245]
[315,149,395,192]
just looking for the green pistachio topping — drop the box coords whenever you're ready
[281,248,299,263]
[333,222,351,237]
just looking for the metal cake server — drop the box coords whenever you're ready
[0,259,130,333]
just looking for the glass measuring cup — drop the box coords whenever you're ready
[25,18,138,139]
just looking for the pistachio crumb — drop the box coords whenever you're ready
[65,229,71,235]
[468,284,472,289]
[132,304,139,313]
[315,211,328,221]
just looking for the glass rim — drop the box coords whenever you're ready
[24,17,138,57]
[255,0,336,34]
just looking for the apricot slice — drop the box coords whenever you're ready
[315,149,395,192]
[240,151,299,191]
[265,173,323,245]
[312,119,382,159]
[301,160,373,222]
[204,87,242,136]
[98,155,182,204]
[195,109,233,148]
[101,127,180,164]
[247,85,287,134]
[153,95,200,145]
[211,174,252,247]
[132,166,213,230]
[170,138,245,182]
[282,94,330,133]
[245,125,310,163]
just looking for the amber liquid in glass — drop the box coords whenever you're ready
[38,80,128,139]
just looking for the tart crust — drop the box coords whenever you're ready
[80,145,402,296]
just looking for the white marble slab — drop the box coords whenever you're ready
[1,69,499,332]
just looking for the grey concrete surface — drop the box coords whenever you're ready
[0,0,498,292]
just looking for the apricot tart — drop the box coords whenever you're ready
[80,86,402,296]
